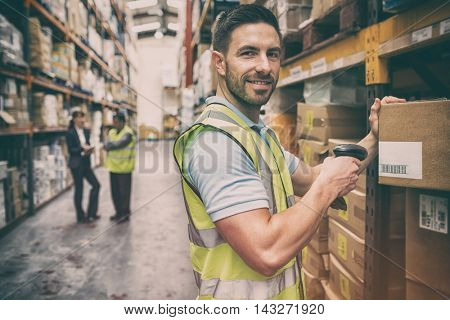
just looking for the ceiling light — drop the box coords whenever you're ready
[167,22,179,31]
[128,0,158,10]
[154,30,164,39]
[132,21,161,33]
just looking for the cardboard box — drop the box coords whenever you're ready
[298,139,328,166]
[328,218,365,281]
[267,113,297,154]
[309,217,329,254]
[303,268,325,300]
[405,188,449,299]
[328,189,366,239]
[297,103,366,144]
[321,280,341,300]
[329,254,364,299]
[302,244,328,279]
[379,100,450,191]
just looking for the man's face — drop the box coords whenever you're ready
[223,22,281,107]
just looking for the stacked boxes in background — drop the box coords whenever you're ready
[51,43,70,81]
[40,0,66,22]
[0,78,29,128]
[33,141,70,207]
[28,18,52,75]
[32,93,66,128]
[0,14,27,67]
[278,0,313,35]
[67,0,88,40]
[379,100,450,299]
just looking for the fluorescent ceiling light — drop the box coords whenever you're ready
[154,30,164,39]
[167,0,181,9]
[167,22,178,31]
[132,22,161,33]
[128,0,158,10]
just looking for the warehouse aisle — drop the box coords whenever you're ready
[0,141,197,300]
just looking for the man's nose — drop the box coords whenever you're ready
[255,54,271,74]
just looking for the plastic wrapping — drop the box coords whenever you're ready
[0,14,27,67]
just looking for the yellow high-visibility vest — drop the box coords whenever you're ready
[106,125,136,173]
[173,103,305,300]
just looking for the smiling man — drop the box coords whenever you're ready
[173,5,404,300]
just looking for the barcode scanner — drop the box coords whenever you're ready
[330,144,368,211]
[332,144,368,161]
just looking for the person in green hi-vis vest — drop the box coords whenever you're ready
[174,5,405,300]
[104,112,136,223]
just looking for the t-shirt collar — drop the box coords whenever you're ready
[205,96,266,130]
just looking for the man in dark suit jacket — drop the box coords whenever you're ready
[66,111,101,223]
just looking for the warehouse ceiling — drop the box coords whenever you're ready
[127,0,180,39]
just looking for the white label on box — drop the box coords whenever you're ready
[412,26,432,44]
[440,18,450,35]
[333,58,344,70]
[289,66,302,77]
[379,142,422,179]
[310,57,327,76]
[419,194,448,234]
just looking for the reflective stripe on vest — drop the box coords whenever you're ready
[106,125,136,173]
[173,103,305,300]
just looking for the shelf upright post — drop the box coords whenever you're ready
[185,0,193,87]
[23,0,35,216]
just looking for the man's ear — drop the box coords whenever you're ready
[212,50,226,77]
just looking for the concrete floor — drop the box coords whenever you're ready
[0,140,197,300]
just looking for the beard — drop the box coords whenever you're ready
[224,63,277,108]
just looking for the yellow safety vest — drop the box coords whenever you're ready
[106,125,136,173]
[173,103,305,300]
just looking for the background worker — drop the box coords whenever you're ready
[104,112,136,223]
[66,110,101,223]
[174,4,405,300]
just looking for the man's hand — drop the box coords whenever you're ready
[369,96,406,138]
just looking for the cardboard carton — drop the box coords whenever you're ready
[298,139,328,166]
[309,217,329,254]
[302,244,328,279]
[329,254,364,299]
[379,100,450,191]
[303,268,325,300]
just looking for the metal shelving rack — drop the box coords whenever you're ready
[276,0,450,299]
[0,0,137,235]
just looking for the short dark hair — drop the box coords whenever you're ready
[212,4,281,54]
[113,113,126,123]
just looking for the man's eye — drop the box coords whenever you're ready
[268,52,280,59]
[242,51,256,56]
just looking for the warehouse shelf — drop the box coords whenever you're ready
[0,67,28,82]
[84,0,134,69]
[278,0,450,87]
[0,127,32,137]
[27,0,136,91]
[110,0,125,25]
[191,0,212,48]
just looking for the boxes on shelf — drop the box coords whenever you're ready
[29,18,52,74]
[328,218,365,281]
[309,216,329,254]
[304,71,366,107]
[311,0,340,20]
[266,112,297,154]
[88,26,103,57]
[67,0,88,39]
[32,93,65,128]
[405,188,449,299]
[329,253,363,299]
[298,139,328,166]
[40,0,66,22]
[297,102,366,143]
[303,268,325,300]
[51,42,72,80]
[328,189,366,239]
[302,244,329,279]
[278,3,312,35]
[265,87,302,114]
[379,100,450,191]
[321,279,341,300]
[0,14,27,67]
[103,40,115,67]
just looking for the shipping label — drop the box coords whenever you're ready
[338,196,349,221]
[337,233,347,261]
[302,144,312,166]
[379,142,422,180]
[440,18,450,35]
[310,57,327,76]
[419,194,448,234]
[305,111,314,131]
[302,246,308,264]
[339,274,351,299]
[412,26,432,44]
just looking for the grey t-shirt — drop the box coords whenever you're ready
[184,96,300,222]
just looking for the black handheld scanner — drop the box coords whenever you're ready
[333,144,368,161]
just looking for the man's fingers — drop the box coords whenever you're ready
[381,96,406,104]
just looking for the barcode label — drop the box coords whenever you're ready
[419,194,448,234]
[380,164,407,174]
[412,26,432,43]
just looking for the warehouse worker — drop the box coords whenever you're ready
[104,112,136,223]
[174,4,405,300]
[67,110,101,223]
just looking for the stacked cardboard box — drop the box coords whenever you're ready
[40,0,66,22]
[89,26,103,57]
[278,0,312,35]
[52,42,73,81]
[0,78,29,127]
[0,14,27,67]
[32,93,65,128]
[311,0,340,20]
[29,18,52,74]
[4,167,23,220]
[67,0,88,39]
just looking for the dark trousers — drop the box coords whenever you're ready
[71,163,100,221]
[110,172,132,218]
